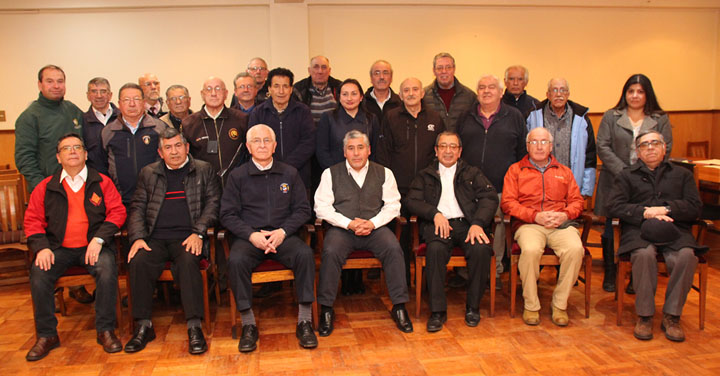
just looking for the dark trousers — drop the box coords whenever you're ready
[30,246,117,337]
[227,235,315,311]
[318,226,409,307]
[128,238,204,321]
[424,219,492,312]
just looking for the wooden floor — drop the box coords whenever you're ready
[2,228,720,375]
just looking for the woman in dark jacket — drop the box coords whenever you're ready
[595,74,673,292]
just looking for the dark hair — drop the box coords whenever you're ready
[334,78,366,120]
[56,133,84,152]
[267,67,294,86]
[119,83,145,99]
[613,74,664,115]
[38,64,65,82]
[158,127,187,148]
[435,131,462,148]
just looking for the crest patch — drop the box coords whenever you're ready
[89,192,102,206]
[228,128,239,140]
[427,124,435,132]
[142,135,151,145]
[280,183,289,193]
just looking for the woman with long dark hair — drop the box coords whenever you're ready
[595,74,673,292]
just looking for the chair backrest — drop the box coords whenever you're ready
[0,178,25,243]
[687,141,709,159]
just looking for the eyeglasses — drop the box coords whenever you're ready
[121,97,142,104]
[59,145,84,153]
[248,66,267,72]
[142,81,160,87]
[89,89,109,95]
[527,140,552,146]
[372,70,392,77]
[236,84,256,90]
[549,88,569,95]
[249,138,274,145]
[637,140,664,149]
[168,95,187,102]
[435,65,455,72]
[204,86,225,93]
[437,143,460,150]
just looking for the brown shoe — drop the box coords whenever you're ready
[97,330,123,353]
[551,305,569,327]
[634,316,653,340]
[26,335,60,361]
[661,314,685,342]
[69,286,94,304]
[522,309,540,326]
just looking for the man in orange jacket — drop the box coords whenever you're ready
[501,127,584,327]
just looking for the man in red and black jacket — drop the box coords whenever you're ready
[24,133,126,361]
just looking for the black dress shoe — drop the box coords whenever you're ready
[26,335,60,361]
[296,320,318,348]
[465,306,481,327]
[391,307,414,333]
[318,308,335,337]
[124,324,156,353]
[69,286,94,304]
[426,312,447,332]
[97,330,122,353]
[188,327,208,355]
[238,324,259,353]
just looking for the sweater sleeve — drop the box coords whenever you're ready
[14,112,45,190]
[284,107,317,170]
[500,164,538,224]
[23,178,51,254]
[280,170,312,235]
[219,170,256,240]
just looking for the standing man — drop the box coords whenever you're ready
[501,127,585,327]
[221,124,317,352]
[457,74,527,289]
[138,73,166,118]
[232,72,260,114]
[83,77,119,176]
[15,64,84,191]
[160,85,192,130]
[608,130,704,342]
[101,83,168,206]
[247,57,270,103]
[502,65,541,118]
[314,130,413,336]
[362,60,402,124]
[182,76,248,186]
[406,131,498,332]
[293,55,342,124]
[125,127,220,354]
[24,134,126,360]
[422,52,475,131]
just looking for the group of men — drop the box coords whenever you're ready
[16,52,704,360]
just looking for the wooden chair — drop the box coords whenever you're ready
[614,219,710,329]
[126,228,218,334]
[314,217,406,296]
[220,224,318,339]
[0,178,31,277]
[508,214,593,318]
[410,216,497,319]
[687,141,709,159]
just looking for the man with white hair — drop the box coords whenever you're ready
[502,65,541,118]
[457,74,527,289]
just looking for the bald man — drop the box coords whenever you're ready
[138,73,166,118]
[293,55,343,124]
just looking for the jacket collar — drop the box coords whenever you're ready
[518,154,562,170]
[108,113,160,132]
[247,159,282,176]
[536,99,589,117]
[151,155,197,176]
[200,105,230,120]
[46,166,103,193]
[37,92,63,107]
[613,108,659,131]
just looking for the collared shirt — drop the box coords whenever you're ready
[370,88,392,111]
[437,162,464,219]
[165,156,190,170]
[252,158,273,171]
[314,160,401,230]
[93,106,114,126]
[477,103,500,129]
[543,102,573,167]
[123,115,144,134]
[529,158,551,173]
[204,106,221,120]
[145,101,161,116]
[60,165,88,193]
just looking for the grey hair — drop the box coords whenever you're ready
[635,130,665,146]
[165,84,189,97]
[342,130,370,148]
[158,127,187,148]
[504,65,529,82]
[87,77,111,91]
[369,60,393,76]
[435,131,462,148]
[547,78,570,91]
[432,52,455,69]
[309,55,330,66]
[526,127,554,143]
[247,57,267,69]
[247,124,276,143]
[477,74,504,92]
[233,72,255,89]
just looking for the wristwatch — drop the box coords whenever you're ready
[196,233,204,240]
[664,206,672,215]
[94,237,105,245]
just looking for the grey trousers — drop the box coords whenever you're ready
[630,245,698,317]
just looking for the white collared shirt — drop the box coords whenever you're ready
[60,165,88,193]
[93,106,114,126]
[252,158,273,171]
[204,106,222,120]
[437,163,464,219]
[370,88,391,111]
[123,115,144,135]
[314,160,401,230]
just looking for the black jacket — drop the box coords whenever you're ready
[501,90,541,119]
[316,107,379,170]
[293,76,342,107]
[128,156,220,245]
[607,161,706,255]
[220,160,311,240]
[362,87,402,126]
[406,159,498,240]
[376,104,445,196]
[83,103,119,176]
[456,102,527,192]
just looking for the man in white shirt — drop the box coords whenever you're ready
[314,130,412,336]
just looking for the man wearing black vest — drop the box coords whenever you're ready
[314,130,413,336]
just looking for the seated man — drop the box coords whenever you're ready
[125,127,220,355]
[220,124,317,352]
[24,133,126,360]
[406,131,498,332]
[314,130,413,336]
[608,130,703,342]
[501,127,584,327]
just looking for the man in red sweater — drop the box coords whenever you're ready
[24,133,127,361]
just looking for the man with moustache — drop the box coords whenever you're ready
[502,65,541,118]
[423,52,475,131]
[232,72,260,114]
[362,60,402,124]
[83,77,119,175]
[160,85,192,130]
[138,73,166,118]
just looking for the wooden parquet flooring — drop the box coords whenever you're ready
[2,228,720,375]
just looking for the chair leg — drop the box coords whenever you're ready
[510,256,517,318]
[699,263,707,330]
[57,287,67,316]
[230,291,238,339]
[312,278,319,330]
[616,261,627,326]
[116,280,123,333]
[415,257,422,319]
[584,254,591,318]
[213,264,222,306]
[489,256,496,318]
[127,282,135,334]
[162,283,171,306]
[201,270,211,334]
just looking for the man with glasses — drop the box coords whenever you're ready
[101,83,167,206]
[501,127,585,327]
[24,133,126,360]
[362,60,402,125]
[182,77,248,187]
[232,72,260,114]
[502,65,541,118]
[83,77,119,175]
[406,131,498,332]
[247,57,270,102]
[221,124,317,352]
[138,73,166,118]
[160,85,192,130]
[608,130,704,343]
[422,52,475,131]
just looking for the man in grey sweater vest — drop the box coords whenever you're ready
[314,130,413,336]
